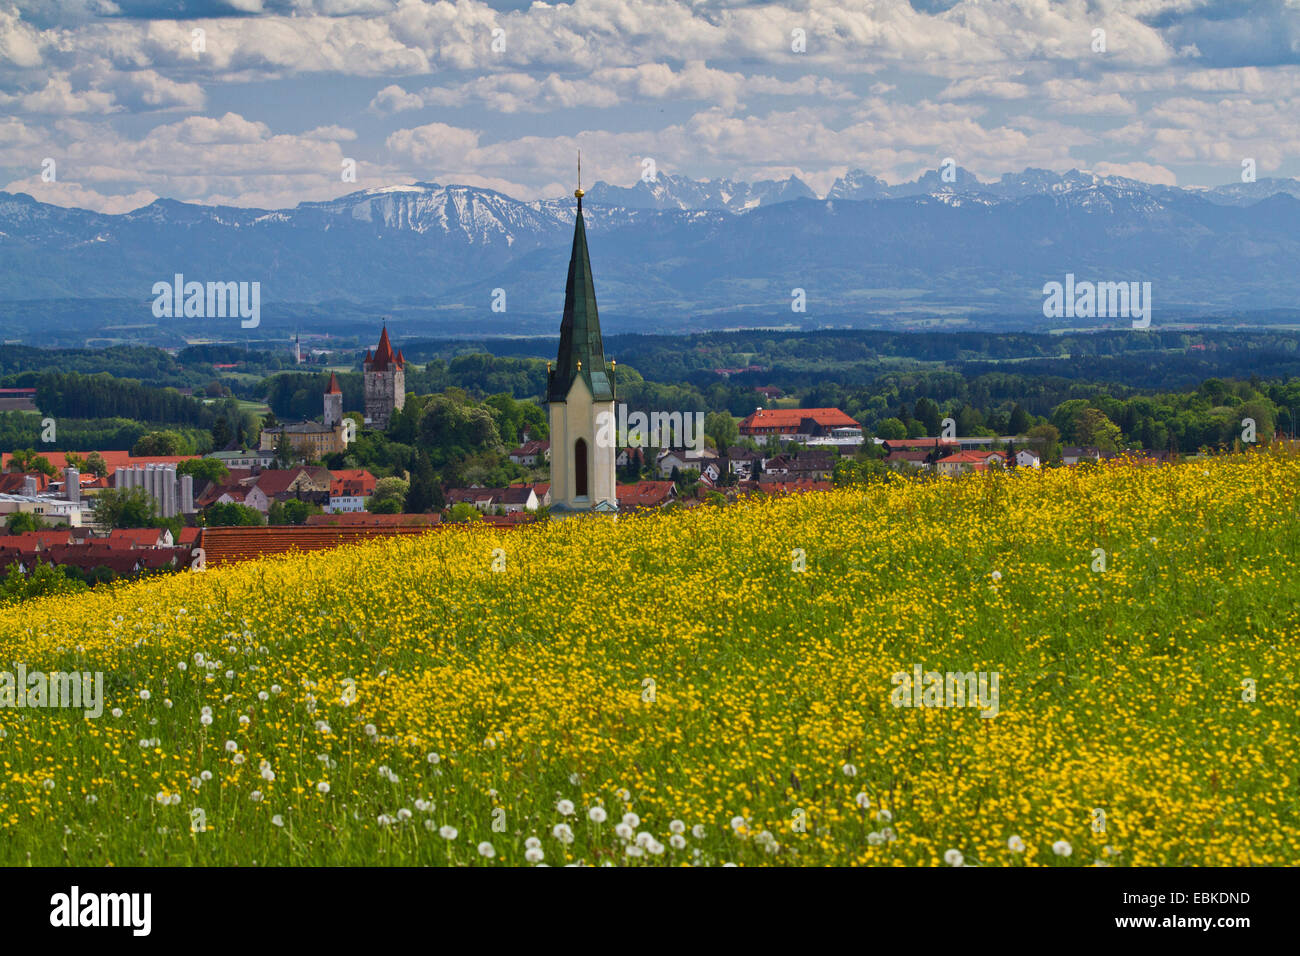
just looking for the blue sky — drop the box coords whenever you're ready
[2,0,1299,212]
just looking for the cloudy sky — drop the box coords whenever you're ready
[2,0,1298,213]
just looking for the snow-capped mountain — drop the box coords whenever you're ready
[1,169,1299,335]
[582,172,816,213]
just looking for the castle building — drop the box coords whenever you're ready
[363,327,406,430]
[546,181,617,514]
[323,370,343,428]
[259,372,351,460]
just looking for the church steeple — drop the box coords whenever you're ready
[548,166,612,404]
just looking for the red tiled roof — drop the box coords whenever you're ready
[738,408,858,433]
[0,472,50,494]
[305,513,441,527]
[325,372,342,394]
[617,480,676,509]
[0,451,197,476]
[365,327,404,372]
[195,525,437,567]
[253,468,308,498]
[197,470,254,507]
[107,528,169,548]
[940,450,1004,464]
[329,469,376,497]
[0,530,74,549]
[885,450,932,462]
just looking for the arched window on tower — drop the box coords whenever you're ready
[574,438,588,497]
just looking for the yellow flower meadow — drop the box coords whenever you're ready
[0,448,1296,866]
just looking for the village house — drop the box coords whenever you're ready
[883,449,934,470]
[1061,446,1104,466]
[207,449,277,470]
[695,461,723,486]
[508,440,550,467]
[327,469,376,513]
[196,466,332,514]
[617,480,677,513]
[738,407,861,444]
[725,447,763,478]
[0,525,192,580]
[936,449,1007,477]
[445,486,540,513]
[656,447,718,479]
[760,450,835,481]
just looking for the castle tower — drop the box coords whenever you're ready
[362,327,405,430]
[546,178,617,514]
[324,371,343,428]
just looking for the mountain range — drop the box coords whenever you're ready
[2,166,1298,343]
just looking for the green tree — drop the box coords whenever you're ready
[270,499,322,525]
[274,431,294,468]
[177,457,230,486]
[1009,404,1032,435]
[132,430,192,456]
[202,502,266,526]
[368,476,409,513]
[91,487,158,529]
[914,397,942,436]
[405,451,441,513]
[4,512,47,533]
[447,503,482,523]
[1026,423,1062,462]
[874,418,907,440]
[704,412,739,451]
[8,449,56,477]
[83,452,109,478]
[1075,408,1122,453]
[211,415,233,450]
[0,561,88,606]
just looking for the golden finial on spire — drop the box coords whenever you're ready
[575,149,584,200]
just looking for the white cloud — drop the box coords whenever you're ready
[0,7,46,68]
[1,0,1297,208]
[1092,161,1177,185]
[18,75,118,114]
[369,83,424,113]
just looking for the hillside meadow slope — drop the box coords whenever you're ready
[0,451,1297,866]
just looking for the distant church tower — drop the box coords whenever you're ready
[547,173,617,514]
[323,371,343,428]
[362,327,405,430]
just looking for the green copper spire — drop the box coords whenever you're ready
[548,186,612,403]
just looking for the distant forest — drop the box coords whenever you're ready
[1,330,1298,457]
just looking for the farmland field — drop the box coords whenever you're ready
[1,450,1297,866]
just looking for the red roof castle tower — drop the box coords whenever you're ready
[362,327,405,430]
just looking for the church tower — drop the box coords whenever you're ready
[323,371,343,428]
[547,174,617,514]
[362,327,405,430]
